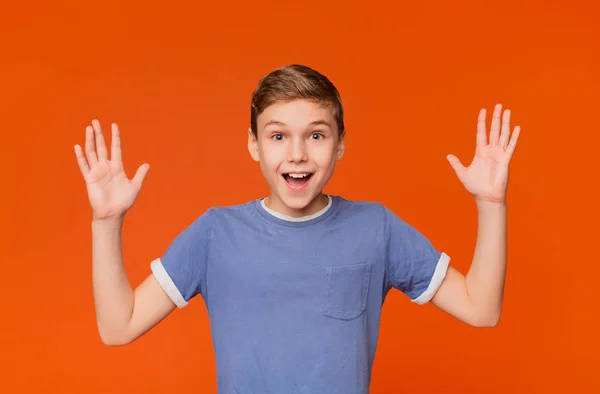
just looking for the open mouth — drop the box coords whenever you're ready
[282,173,313,189]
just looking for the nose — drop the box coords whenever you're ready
[287,138,308,163]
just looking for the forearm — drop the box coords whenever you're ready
[92,216,134,345]
[465,201,507,325]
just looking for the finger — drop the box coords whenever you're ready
[506,125,521,159]
[476,108,487,147]
[111,123,122,165]
[92,119,109,161]
[489,103,502,145]
[499,109,511,149]
[132,163,150,187]
[74,144,90,176]
[446,154,465,174]
[85,125,98,165]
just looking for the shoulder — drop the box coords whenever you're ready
[195,199,261,227]
[333,195,388,217]
[207,199,257,216]
[331,195,391,228]
[333,195,414,231]
[175,199,258,227]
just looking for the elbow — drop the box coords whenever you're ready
[471,311,501,328]
[473,318,499,328]
[100,335,129,347]
[98,326,132,346]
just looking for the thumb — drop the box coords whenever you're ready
[132,163,150,187]
[446,154,465,175]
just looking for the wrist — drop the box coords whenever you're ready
[92,214,125,228]
[475,197,506,207]
[475,199,507,214]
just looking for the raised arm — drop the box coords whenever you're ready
[432,104,521,327]
[75,120,175,345]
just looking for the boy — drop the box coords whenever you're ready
[74,64,520,393]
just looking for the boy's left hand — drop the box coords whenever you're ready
[446,104,521,204]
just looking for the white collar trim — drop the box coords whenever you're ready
[261,195,332,222]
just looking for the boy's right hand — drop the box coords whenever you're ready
[74,120,150,221]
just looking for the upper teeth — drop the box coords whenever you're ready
[288,173,310,178]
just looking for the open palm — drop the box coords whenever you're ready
[446,104,521,204]
[74,120,150,220]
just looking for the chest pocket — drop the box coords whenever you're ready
[323,263,372,320]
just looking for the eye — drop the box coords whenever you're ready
[271,133,284,141]
[311,132,324,140]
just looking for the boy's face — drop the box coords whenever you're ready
[248,99,345,217]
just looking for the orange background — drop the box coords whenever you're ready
[1,0,599,392]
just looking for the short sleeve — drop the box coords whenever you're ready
[150,209,214,308]
[382,205,450,305]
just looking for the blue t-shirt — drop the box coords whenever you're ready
[151,195,450,394]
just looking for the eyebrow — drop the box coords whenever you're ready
[264,120,332,129]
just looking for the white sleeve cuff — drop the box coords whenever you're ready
[411,252,451,305]
[150,258,188,308]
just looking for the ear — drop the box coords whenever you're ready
[248,127,260,162]
[336,131,346,160]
